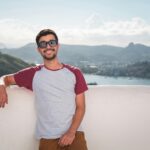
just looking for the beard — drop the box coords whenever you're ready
[43,53,57,61]
[41,48,57,61]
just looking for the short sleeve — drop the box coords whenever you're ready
[14,66,40,90]
[74,69,88,95]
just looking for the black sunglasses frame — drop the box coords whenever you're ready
[38,40,58,48]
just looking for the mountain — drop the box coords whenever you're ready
[116,42,150,63]
[0,52,34,76]
[0,42,6,49]
[0,43,41,64]
[0,43,123,64]
[1,42,150,78]
[0,42,150,66]
[59,44,123,65]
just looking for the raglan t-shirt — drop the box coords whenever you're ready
[14,64,88,139]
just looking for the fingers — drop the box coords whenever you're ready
[59,137,67,147]
[0,85,8,108]
[0,95,8,108]
[58,132,75,147]
[59,137,71,147]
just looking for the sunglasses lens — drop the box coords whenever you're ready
[38,41,47,48]
[49,40,57,46]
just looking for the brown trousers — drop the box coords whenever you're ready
[39,131,88,150]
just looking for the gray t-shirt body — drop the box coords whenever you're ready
[14,64,88,139]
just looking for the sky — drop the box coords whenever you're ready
[0,0,150,48]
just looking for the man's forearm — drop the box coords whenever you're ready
[68,105,85,133]
[0,75,16,87]
[68,93,86,133]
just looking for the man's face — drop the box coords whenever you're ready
[37,34,59,61]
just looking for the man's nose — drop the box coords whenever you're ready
[46,43,51,48]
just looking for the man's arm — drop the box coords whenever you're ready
[58,92,86,146]
[0,74,16,108]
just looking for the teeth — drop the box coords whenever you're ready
[44,49,54,52]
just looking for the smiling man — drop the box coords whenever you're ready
[0,29,88,150]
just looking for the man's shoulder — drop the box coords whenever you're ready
[30,64,44,71]
[15,64,44,75]
[21,64,43,72]
[63,64,81,72]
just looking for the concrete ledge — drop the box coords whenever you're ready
[0,85,150,150]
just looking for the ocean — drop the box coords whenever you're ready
[84,74,150,85]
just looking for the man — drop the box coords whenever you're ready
[0,29,88,150]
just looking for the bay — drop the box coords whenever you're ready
[84,74,150,85]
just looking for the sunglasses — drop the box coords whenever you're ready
[38,40,58,48]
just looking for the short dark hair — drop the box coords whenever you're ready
[36,29,58,45]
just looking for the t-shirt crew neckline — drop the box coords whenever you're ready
[44,63,64,71]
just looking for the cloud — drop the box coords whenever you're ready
[100,17,149,36]
[58,16,150,46]
[84,12,105,29]
[0,16,150,47]
[0,19,40,47]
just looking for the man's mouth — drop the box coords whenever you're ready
[44,49,55,53]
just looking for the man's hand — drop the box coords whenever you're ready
[0,85,8,108]
[58,130,76,147]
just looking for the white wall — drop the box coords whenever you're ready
[0,86,150,150]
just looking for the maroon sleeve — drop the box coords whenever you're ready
[63,64,88,95]
[14,66,40,91]
[74,69,88,95]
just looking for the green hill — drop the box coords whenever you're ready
[0,52,34,76]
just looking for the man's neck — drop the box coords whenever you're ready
[44,59,63,70]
